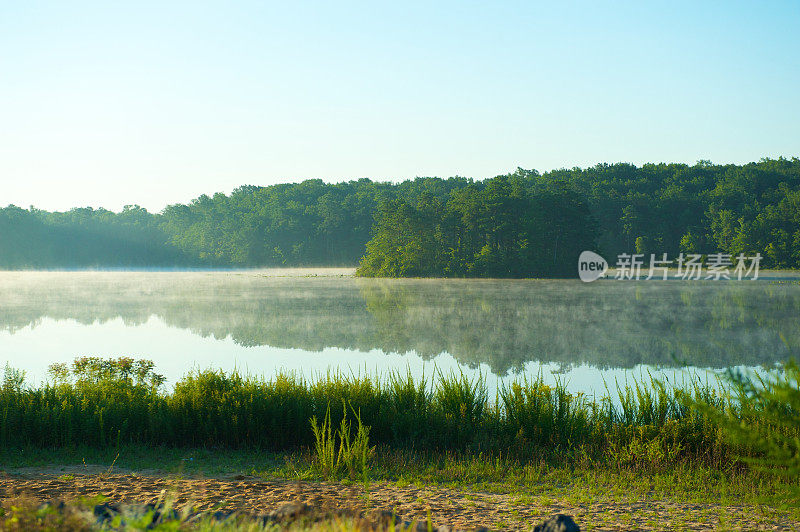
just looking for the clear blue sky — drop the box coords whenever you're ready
[1,1,798,212]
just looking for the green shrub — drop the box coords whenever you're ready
[687,360,800,485]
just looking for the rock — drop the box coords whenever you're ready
[93,502,121,522]
[269,501,311,522]
[140,502,180,524]
[407,521,462,532]
[211,510,235,522]
[182,511,205,525]
[415,521,432,532]
[532,514,580,532]
[369,508,402,527]
[38,500,66,514]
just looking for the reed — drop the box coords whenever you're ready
[310,402,375,480]
[0,357,794,471]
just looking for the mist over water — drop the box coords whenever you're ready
[0,270,797,396]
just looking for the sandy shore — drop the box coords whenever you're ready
[0,467,796,531]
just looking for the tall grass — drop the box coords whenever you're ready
[310,402,375,480]
[0,357,792,470]
[500,375,592,451]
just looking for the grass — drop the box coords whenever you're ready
[310,402,375,480]
[1,444,799,532]
[1,357,799,511]
[0,357,751,465]
[0,444,796,508]
[0,495,403,531]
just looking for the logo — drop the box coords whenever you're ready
[577,251,761,281]
[578,251,608,282]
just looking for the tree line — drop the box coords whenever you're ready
[1,157,798,275]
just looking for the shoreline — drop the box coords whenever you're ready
[2,446,798,531]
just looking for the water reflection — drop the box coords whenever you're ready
[0,272,796,379]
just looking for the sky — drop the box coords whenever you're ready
[1,1,799,213]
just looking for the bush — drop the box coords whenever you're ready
[687,359,800,485]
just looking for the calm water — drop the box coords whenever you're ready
[1,270,798,397]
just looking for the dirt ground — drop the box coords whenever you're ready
[0,466,797,531]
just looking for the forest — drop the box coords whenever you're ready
[1,157,799,276]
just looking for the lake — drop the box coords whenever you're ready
[1,270,798,398]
